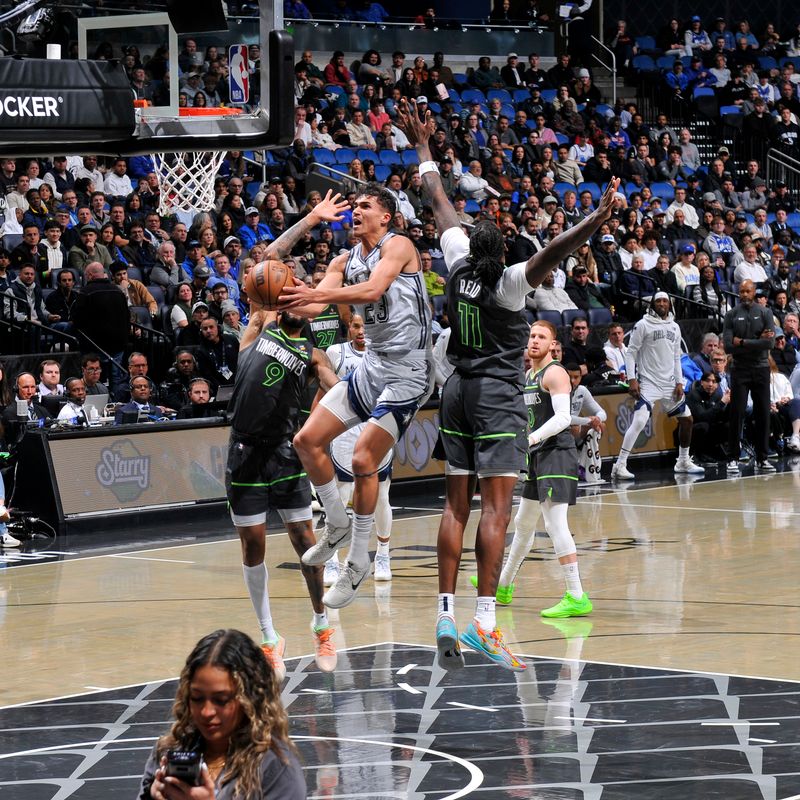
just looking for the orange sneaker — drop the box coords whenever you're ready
[312,625,337,672]
[261,636,286,682]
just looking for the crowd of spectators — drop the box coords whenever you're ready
[4,16,800,465]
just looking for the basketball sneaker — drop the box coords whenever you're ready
[674,456,705,474]
[540,591,593,618]
[468,575,515,605]
[374,554,392,581]
[726,460,740,475]
[311,624,337,672]
[323,560,371,608]
[436,616,465,670]
[459,621,527,671]
[323,557,339,587]
[756,460,777,473]
[261,635,286,682]
[302,515,352,566]
[0,531,21,547]
[611,462,635,480]
[788,434,800,453]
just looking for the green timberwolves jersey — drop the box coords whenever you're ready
[523,361,574,451]
[308,304,344,350]
[228,322,312,441]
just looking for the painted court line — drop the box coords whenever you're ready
[701,722,780,726]
[596,501,800,517]
[750,738,777,744]
[555,715,627,724]
[397,682,423,695]
[447,701,498,713]
[108,554,195,564]
[396,663,417,675]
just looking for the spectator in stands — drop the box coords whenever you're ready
[685,16,713,56]
[37,359,64,397]
[68,225,112,273]
[176,378,216,419]
[45,267,78,327]
[563,316,591,373]
[703,215,741,268]
[345,109,376,151]
[686,371,729,462]
[10,224,48,276]
[691,332,720,374]
[608,19,637,70]
[197,317,238,387]
[43,156,75,201]
[71,262,129,398]
[665,60,689,95]
[548,52,574,87]
[81,354,108,397]
[530,269,577,312]
[501,53,524,87]
[110,262,157,318]
[472,56,503,90]
[734,244,769,285]
[168,282,195,336]
[566,265,610,312]
[594,233,623,283]
[2,373,50,440]
[772,327,797,377]
[773,107,800,158]
[41,219,68,274]
[603,323,627,374]
[783,313,800,350]
[671,244,701,293]
[324,51,352,87]
[769,353,800,452]
[150,241,189,289]
[5,264,57,326]
[160,351,201,410]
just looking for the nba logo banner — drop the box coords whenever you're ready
[228,45,249,104]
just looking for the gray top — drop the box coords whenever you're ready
[722,303,774,369]
[138,741,307,800]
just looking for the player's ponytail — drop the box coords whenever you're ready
[467,221,505,286]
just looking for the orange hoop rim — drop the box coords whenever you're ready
[178,107,244,117]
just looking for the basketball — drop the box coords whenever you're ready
[244,260,294,309]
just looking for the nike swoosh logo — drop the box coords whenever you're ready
[329,530,349,547]
[350,570,369,591]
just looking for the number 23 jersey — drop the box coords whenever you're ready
[343,232,432,356]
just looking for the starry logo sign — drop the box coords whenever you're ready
[95,439,151,502]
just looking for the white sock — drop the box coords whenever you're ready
[678,446,689,459]
[617,405,650,465]
[375,480,393,538]
[315,478,350,528]
[312,611,329,630]
[438,592,455,619]
[616,448,631,468]
[499,499,541,586]
[562,561,583,599]
[376,538,390,557]
[242,563,276,642]
[475,596,496,630]
[346,512,373,569]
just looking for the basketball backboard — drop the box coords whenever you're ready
[0,0,294,157]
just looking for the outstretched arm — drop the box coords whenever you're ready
[524,178,620,288]
[264,189,349,262]
[396,99,461,234]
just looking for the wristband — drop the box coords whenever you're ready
[419,160,440,177]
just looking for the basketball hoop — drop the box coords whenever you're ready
[151,107,243,217]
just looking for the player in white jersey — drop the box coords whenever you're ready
[611,292,705,480]
[566,363,607,484]
[282,183,433,609]
[324,314,394,585]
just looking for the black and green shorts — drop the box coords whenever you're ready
[522,445,579,504]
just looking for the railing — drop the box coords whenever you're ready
[130,321,175,382]
[614,275,723,324]
[0,293,79,355]
[766,148,800,198]
[309,162,367,184]
[590,36,617,108]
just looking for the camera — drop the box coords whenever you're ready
[166,750,203,786]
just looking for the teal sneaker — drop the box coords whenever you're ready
[436,616,464,670]
[540,591,593,619]
[459,621,526,671]
[468,575,515,605]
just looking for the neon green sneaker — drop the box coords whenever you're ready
[540,591,593,618]
[468,575,515,605]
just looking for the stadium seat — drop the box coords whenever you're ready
[130,306,152,327]
[578,182,601,202]
[596,103,613,118]
[428,102,442,114]
[335,148,356,164]
[464,199,481,214]
[536,310,562,327]
[656,55,676,70]
[160,306,174,339]
[780,57,800,69]
[555,133,570,145]
[631,55,656,72]
[561,309,585,327]
[693,87,715,98]
[460,88,486,104]
[401,150,420,165]
[541,89,557,103]
[312,148,336,165]
[500,103,515,118]
[788,212,800,230]
[588,307,613,326]
[448,89,460,103]
[487,89,512,103]
[512,89,530,104]
[356,149,375,162]
[379,150,402,165]
[452,72,469,88]
[554,181,577,197]
[719,105,742,115]
[374,164,391,182]
[650,182,675,201]
[148,285,165,308]
[635,35,656,51]
[126,266,144,283]
[758,56,777,71]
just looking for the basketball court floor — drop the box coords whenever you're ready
[2,460,800,798]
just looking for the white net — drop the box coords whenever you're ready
[152,150,226,217]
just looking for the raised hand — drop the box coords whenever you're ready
[595,177,621,223]
[310,189,350,224]
[395,98,436,149]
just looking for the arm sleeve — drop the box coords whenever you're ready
[576,388,607,423]
[440,227,470,270]
[624,323,642,378]
[530,391,571,445]
[674,325,683,384]
[495,262,532,311]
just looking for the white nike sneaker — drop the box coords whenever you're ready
[0,531,21,547]
[611,462,635,480]
[302,516,352,566]
[323,557,339,587]
[323,560,372,609]
[674,457,705,475]
[788,434,800,453]
[374,553,392,581]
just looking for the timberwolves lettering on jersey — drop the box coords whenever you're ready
[308,305,344,350]
[446,259,529,384]
[228,323,313,442]
[344,232,431,354]
[524,362,574,451]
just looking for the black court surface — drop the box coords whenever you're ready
[3,642,800,799]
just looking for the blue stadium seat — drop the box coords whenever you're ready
[464,199,481,214]
[513,88,530,104]
[487,89,512,103]
[631,55,656,72]
[525,119,537,129]
[588,307,612,326]
[596,103,613,118]
[767,212,776,224]
[635,35,656,51]
[374,164,391,182]
[452,72,469,87]
[428,102,442,114]
[578,182,601,202]
[780,57,800,69]
[555,133,569,145]
[650,182,675,201]
[554,181,577,197]
[324,84,345,101]
[693,87,715,98]
[500,103,515,118]
[379,150,402,165]
[335,148,356,164]
[357,148,375,162]
[540,89,557,103]
[788,212,800,230]
[402,150,420,165]
[624,183,640,199]
[720,105,742,115]
[656,55,676,70]
[312,148,336,164]
[460,88,486,104]
[758,56,777,70]
[536,310,562,327]
[448,89,460,102]
[561,309,585,327]
[149,284,165,308]
[126,266,144,283]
